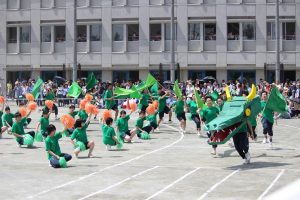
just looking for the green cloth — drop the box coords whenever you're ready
[150,82,158,94]
[68,82,82,98]
[78,110,88,121]
[86,72,97,90]
[173,80,182,99]
[45,132,62,160]
[31,78,43,99]
[211,91,219,101]
[174,100,184,114]
[102,124,117,146]
[135,117,145,134]
[136,74,157,91]
[158,96,167,112]
[249,115,257,127]
[104,90,116,109]
[139,93,150,107]
[45,91,55,100]
[147,111,158,125]
[71,124,88,144]
[201,107,219,124]
[261,101,274,123]
[194,88,205,109]
[0,111,3,128]
[188,100,198,115]
[116,115,130,133]
[265,87,288,113]
[218,103,224,112]
[3,113,14,126]
[12,118,27,143]
[40,117,49,133]
[68,111,79,118]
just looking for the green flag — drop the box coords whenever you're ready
[86,72,97,90]
[130,85,142,99]
[265,87,288,113]
[31,78,43,99]
[68,82,82,98]
[114,87,134,96]
[194,88,205,109]
[173,80,182,99]
[210,91,219,101]
[150,82,158,94]
[137,74,158,91]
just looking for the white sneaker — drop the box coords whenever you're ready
[17,144,21,148]
[267,138,271,143]
[106,145,112,151]
[245,152,251,164]
[183,130,186,134]
[228,142,234,148]
[262,138,267,144]
[197,131,201,136]
[269,142,273,148]
[156,127,160,131]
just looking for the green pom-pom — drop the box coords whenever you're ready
[75,141,86,152]
[187,113,192,121]
[59,157,67,168]
[63,131,70,137]
[24,134,34,146]
[141,132,150,140]
[117,142,123,149]
[34,131,43,142]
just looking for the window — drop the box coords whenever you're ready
[127,24,139,41]
[7,0,18,9]
[77,25,87,42]
[54,0,66,8]
[113,24,124,41]
[188,23,200,40]
[90,24,101,41]
[20,0,31,9]
[8,27,17,43]
[204,23,216,40]
[55,26,65,42]
[165,23,177,40]
[242,22,255,40]
[267,22,275,40]
[227,23,239,40]
[41,26,51,42]
[20,26,31,43]
[150,24,161,41]
[90,0,101,6]
[282,22,295,40]
[76,0,87,7]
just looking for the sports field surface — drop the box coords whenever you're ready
[1,106,300,200]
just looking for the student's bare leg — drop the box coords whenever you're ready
[88,141,95,157]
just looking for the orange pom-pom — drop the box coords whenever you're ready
[0,96,4,104]
[146,104,155,115]
[130,101,137,112]
[27,102,37,111]
[102,109,112,121]
[92,107,99,115]
[79,100,88,110]
[153,100,159,109]
[25,93,34,101]
[45,100,54,110]
[60,114,75,129]
[19,107,27,117]
[85,103,94,114]
[84,94,93,102]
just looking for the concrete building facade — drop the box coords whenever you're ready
[1,0,300,85]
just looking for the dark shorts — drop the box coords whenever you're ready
[142,125,153,133]
[150,122,158,130]
[159,106,170,119]
[120,130,132,139]
[176,112,186,121]
[84,142,90,149]
[111,104,118,111]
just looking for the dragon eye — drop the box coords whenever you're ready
[245,108,251,117]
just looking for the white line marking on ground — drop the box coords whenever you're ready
[256,169,285,200]
[78,166,159,200]
[198,169,240,200]
[145,167,200,200]
[279,124,300,130]
[27,124,184,199]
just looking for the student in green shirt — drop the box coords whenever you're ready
[36,109,50,140]
[45,88,59,120]
[173,96,186,133]
[116,110,136,143]
[146,111,159,132]
[157,91,170,128]
[68,105,78,118]
[101,117,120,151]
[78,109,88,122]
[201,97,219,155]
[12,111,35,147]
[139,90,150,112]
[104,83,118,121]
[71,114,94,158]
[45,124,72,168]
[260,91,274,146]
[186,95,201,136]
[136,111,153,138]
[0,103,5,138]
[2,106,14,134]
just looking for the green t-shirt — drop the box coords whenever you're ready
[104,90,116,109]
[116,115,130,133]
[0,111,3,127]
[69,111,79,118]
[174,100,184,114]
[218,103,224,112]
[71,124,88,144]
[45,132,62,160]
[3,112,14,126]
[12,118,27,143]
[158,96,167,112]
[45,91,55,100]
[260,101,274,123]
[147,111,158,125]
[78,110,88,121]
[102,124,116,145]
[139,94,150,107]
[188,101,198,115]
[201,107,219,124]
[40,117,49,133]
[135,117,145,133]
[249,116,257,127]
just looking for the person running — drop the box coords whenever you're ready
[201,96,220,155]
[101,117,120,151]
[36,109,50,139]
[116,110,136,143]
[260,91,274,146]
[45,124,72,168]
[173,96,186,133]
[157,91,170,129]
[187,94,201,136]
[104,83,118,121]
[71,114,94,158]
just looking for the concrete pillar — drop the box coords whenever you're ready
[31,70,40,80]
[139,70,149,81]
[256,69,264,84]
[102,70,112,82]
[216,0,227,69]
[216,69,227,82]
[0,1,7,89]
[296,70,300,81]
[102,0,112,68]
[31,0,41,72]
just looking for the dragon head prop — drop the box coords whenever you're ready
[204,84,261,145]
